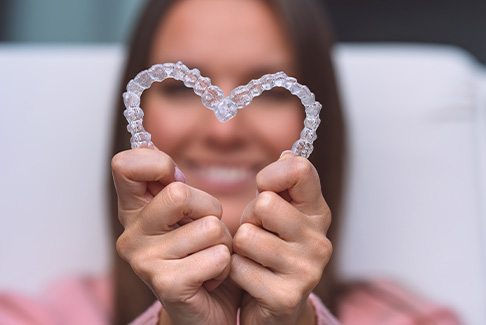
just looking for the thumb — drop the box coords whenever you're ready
[111,147,184,225]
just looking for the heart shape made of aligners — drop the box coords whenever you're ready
[122,61,321,158]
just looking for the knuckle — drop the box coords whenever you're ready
[233,223,254,252]
[253,191,277,217]
[306,271,322,289]
[130,254,152,279]
[275,289,302,311]
[322,206,332,225]
[320,237,333,256]
[213,244,231,268]
[302,260,324,288]
[152,273,175,299]
[294,237,331,286]
[313,236,333,265]
[111,151,129,174]
[321,203,332,218]
[164,182,190,207]
[201,215,225,239]
[314,205,332,233]
[115,231,132,260]
[153,272,188,303]
[323,238,333,259]
[116,232,163,282]
[210,197,223,218]
[291,156,318,182]
[293,156,314,176]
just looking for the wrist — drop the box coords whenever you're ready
[158,307,173,325]
[296,297,316,325]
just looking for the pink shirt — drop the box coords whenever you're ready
[130,293,338,325]
[0,275,460,324]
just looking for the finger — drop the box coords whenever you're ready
[230,254,281,305]
[203,261,231,292]
[233,223,291,272]
[157,244,232,303]
[240,191,314,241]
[156,215,232,259]
[112,148,178,213]
[256,151,327,216]
[136,182,222,231]
[231,254,321,314]
[233,222,331,280]
[179,244,231,286]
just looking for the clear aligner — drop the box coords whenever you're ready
[122,61,321,158]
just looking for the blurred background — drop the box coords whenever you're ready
[1,0,485,63]
[0,0,485,324]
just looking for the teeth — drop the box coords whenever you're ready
[198,166,251,182]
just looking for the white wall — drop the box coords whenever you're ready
[0,44,484,324]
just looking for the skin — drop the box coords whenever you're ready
[112,0,332,324]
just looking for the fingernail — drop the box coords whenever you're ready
[174,166,186,183]
[279,150,294,160]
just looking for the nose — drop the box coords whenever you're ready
[200,78,249,152]
[201,107,247,152]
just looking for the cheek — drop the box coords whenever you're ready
[142,93,201,154]
[242,103,303,154]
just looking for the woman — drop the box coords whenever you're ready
[113,1,342,323]
[0,0,460,324]
[111,0,343,323]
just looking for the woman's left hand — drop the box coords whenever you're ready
[230,151,333,325]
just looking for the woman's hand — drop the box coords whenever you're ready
[230,151,333,325]
[112,148,240,325]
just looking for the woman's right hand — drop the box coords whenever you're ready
[111,148,239,324]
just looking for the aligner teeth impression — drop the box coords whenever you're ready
[122,61,321,158]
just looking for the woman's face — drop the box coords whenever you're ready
[144,0,302,234]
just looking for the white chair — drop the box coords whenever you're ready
[0,44,485,324]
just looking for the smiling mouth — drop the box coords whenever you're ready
[184,161,258,194]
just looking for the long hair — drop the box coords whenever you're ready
[108,0,345,323]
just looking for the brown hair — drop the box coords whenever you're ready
[108,0,345,323]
